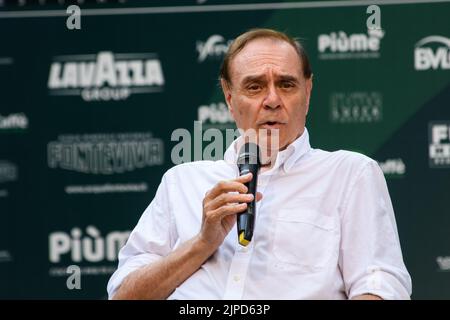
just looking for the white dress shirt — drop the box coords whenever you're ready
[107,128,412,300]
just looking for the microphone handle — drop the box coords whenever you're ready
[237,164,258,246]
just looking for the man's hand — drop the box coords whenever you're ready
[112,173,263,300]
[199,173,263,250]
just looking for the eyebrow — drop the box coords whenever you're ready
[276,75,300,83]
[241,75,266,86]
[240,74,300,86]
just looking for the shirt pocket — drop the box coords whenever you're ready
[272,208,337,272]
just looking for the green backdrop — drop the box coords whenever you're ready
[0,0,449,299]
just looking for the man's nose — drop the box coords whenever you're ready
[263,85,281,109]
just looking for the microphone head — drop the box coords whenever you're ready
[237,142,260,166]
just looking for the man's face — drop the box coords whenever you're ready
[222,38,312,152]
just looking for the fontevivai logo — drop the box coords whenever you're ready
[48,51,165,101]
[318,29,384,60]
[415,35,450,71]
[196,35,233,62]
[47,132,164,175]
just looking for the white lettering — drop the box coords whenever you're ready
[49,227,131,263]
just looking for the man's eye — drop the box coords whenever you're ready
[247,84,262,91]
[280,81,295,89]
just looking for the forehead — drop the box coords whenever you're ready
[230,38,302,81]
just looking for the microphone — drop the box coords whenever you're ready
[236,142,260,246]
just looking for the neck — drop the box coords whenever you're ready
[259,149,278,172]
[260,162,274,173]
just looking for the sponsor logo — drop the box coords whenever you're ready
[437,256,450,271]
[198,102,235,129]
[415,36,450,70]
[48,51,165,101]
[0,112,28,131]
[49,226,130,276]
[0,57,13,65]
[429,122,450,168]
[49,226,130,264]
[0,161,18,183]
[64,182,148,195]
[196,35,233,62]
[47,132,164,174]
[330,92,382,123]
[0,0,123,9]
[0,250,12,263]
[318,29,384,60]
[378,158,405,177]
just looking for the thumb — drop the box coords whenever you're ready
[256,192,263,202]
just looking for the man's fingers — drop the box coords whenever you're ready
[206,192,254,211]
[235,172,253,183]
[205,174,252,200]
[209,203,248,221]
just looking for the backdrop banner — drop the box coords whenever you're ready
[0,0,449,299]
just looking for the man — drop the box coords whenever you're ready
[107,29,411,300]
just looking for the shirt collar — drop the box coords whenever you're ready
[224,128,312,173]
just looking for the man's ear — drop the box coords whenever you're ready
[220,78,234,117]
[305,74,313,115]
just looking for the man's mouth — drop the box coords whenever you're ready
[259,121,285,129]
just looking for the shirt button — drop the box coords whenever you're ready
[240,246,248,253]
[233,275,241,282]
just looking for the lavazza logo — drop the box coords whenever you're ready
[429,122,450,168]
[47,132,164,175]
[318,29,384,60]
[415,35,450,70]
[330,92,383,123]
[196,35,233,62]
[48,51,165,101]
[48,226,130,276]
[198,102,234,129]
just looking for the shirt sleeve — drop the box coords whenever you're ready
[339,160,412,300]
[106,172,176,299]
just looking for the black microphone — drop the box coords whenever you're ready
[236,142,260,246]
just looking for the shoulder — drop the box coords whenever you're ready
[162,160,235,184]
[305,149,382,182]
[312,148,377,169]
[331,149,376,166]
